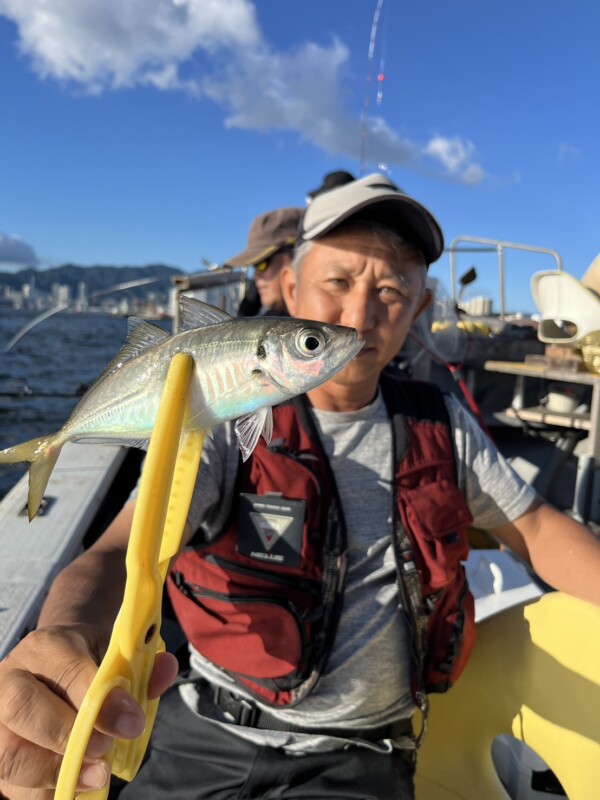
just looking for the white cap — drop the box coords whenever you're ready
[300,173,444,265]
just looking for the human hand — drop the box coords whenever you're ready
[0,624,178,799]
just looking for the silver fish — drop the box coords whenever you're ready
[0,297,363,520]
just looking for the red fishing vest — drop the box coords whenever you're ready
[168,374,475,708]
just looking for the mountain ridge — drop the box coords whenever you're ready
[0,263,184,300]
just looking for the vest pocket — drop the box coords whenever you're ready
[173,579,304,679]
[398,480,472,589]
[170,551,321,685]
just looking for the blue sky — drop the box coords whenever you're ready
[0,0,598,313]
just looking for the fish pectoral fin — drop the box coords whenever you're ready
[178,296,233,331]
[261,407,273,445]
[234,407,273,461]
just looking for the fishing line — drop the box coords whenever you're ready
[360,0,385,175]
[375,0,388,107]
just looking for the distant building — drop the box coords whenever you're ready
[73,281,88,312]
[21,280,39,309]
[51,283,71,306]
[461,296,493,316]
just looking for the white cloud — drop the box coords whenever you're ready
[558,142,580,163]
[0,0,259,92]
[0,0,485,184]
[423,136,485,185]
[0,233,38,267]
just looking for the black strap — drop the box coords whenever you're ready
[380,372,455,747]
[212,685,414,744]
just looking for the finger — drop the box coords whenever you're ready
[2,625,103,711]
[6,676,147,746]
[1,631,162,752]
[0,626,172,795]
[94,653,177,737]
[148,652,179,700]
[0,779,54,800]
[0,627,113,760]
[0,667,110,758]
[94,687,146,739]
[0,726,109,793]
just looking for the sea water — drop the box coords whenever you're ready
[0,310,171,500]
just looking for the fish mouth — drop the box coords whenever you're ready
[354,340,376,357]
[350,338,366,359]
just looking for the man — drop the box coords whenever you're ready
[2,174,600,800]
[228,206,302,316]
[305,169,356,204]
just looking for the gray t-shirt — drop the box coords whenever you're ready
[176,392,536,751]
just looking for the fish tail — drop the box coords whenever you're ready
[0,436,61,521]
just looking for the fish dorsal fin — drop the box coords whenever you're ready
[234,407,273,462]
[95,318,169,382]
[126,317,170,351]
[179,295,233,331]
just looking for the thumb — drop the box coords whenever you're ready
[149,651,179,699]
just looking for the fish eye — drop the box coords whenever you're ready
[295,328,326,357]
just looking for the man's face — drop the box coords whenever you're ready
[254,251,292,311]
[281,228,430,396]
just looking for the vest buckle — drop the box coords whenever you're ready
[213,686,258,727]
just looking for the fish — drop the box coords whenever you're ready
[0,296,363,520]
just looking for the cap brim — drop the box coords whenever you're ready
[225,242,279,268]
[304,193,444,265]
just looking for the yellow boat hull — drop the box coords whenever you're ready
[416,592,600,799]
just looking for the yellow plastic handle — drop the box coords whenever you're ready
[55,353,204,799]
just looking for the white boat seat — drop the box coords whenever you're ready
[414,592,600,799]
[530,270,600,344]
[581,252,600,296]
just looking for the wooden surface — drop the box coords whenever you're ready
[504,405,591,430]
[484,360,600,385]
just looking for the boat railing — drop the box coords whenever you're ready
[447,236,563,320]
[170,267,247,331]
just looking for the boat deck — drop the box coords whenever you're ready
[0,443,127,658]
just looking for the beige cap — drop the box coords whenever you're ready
[300,173,444,265]
[226,207,303,267]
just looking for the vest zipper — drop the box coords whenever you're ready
[392,509,429,748]
[180,581,307,654]
[203,553,321,595]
